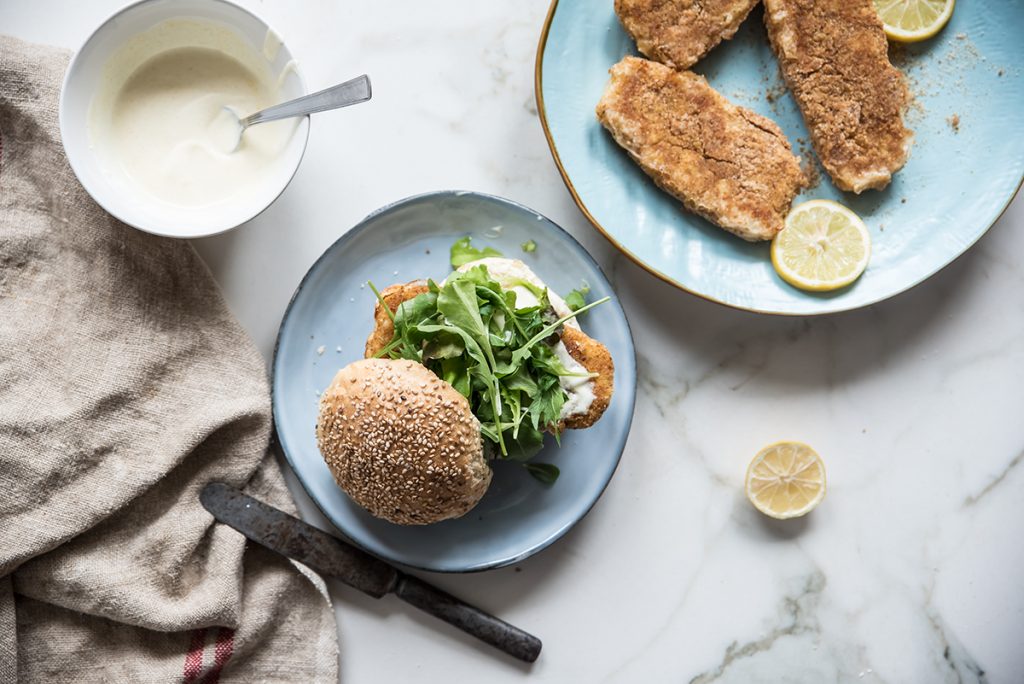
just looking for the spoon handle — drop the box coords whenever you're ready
[241,74,372,127]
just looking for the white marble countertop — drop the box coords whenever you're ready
[5,1,1022,681]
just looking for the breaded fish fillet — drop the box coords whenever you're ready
[764,0,912,193]
[558,326,613,430]
[365,282,614,431]
[364,280,430,359]
[615,0,760,70]
[596,56,806,241]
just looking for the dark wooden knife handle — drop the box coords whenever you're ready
[393,573,542,663]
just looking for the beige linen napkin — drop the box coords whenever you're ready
[0,36,338,682]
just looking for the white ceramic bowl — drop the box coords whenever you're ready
[60,0,309,238]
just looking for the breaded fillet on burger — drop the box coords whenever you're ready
[365,258,614,430]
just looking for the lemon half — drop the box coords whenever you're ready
[771,200,871,292]
[745,442,826,520]
[872,0,955,43]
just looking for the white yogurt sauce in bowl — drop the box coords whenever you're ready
[94,36,292,207]
[60,1,308,237]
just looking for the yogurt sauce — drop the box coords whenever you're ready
[89,20,296,209]
[455,258,597,420]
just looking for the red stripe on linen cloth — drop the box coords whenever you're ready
[199,627,236,684]
[182,627,208,682]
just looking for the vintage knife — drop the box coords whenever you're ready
[200,482,542,663]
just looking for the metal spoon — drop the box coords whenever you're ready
[223,74,372,150]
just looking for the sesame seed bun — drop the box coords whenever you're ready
[316,358,491,525]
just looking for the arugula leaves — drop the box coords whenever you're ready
[450,236,503,267]
[524,462,560,485]
[370,249,609,484]
[564,282,590,313]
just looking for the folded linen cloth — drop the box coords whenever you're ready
[0,36,338,683]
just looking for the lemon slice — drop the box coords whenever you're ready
[771,200,871,292]
[745,442,826,520]
[872,0,954,43]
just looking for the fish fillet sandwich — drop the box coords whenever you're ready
[316,239,615,525]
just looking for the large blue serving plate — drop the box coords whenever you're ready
[272,191,636,572]
[536,0,1024,314]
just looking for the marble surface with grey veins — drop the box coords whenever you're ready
[4,1,1021,682]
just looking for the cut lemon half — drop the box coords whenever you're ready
[746,442,826,520]
[872,0,954,43]
[771,200,871,292]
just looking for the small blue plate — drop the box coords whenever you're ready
[537,0,1024,314]
[272,191,637,572]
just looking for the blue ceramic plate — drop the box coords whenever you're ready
[537,0,1024,314]
[272,191,636,572]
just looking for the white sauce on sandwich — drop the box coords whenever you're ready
[454,258,595,420]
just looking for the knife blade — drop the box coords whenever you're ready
[200,482,542,663]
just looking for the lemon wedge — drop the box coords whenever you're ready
[771,200,871,292]
[745,442,826,520]
[872,0,954,43]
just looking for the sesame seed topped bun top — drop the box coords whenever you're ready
[316,358,491,525]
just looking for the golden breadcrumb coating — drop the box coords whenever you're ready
[596,56,806,241]
[615,0,760,69]
[558,326,614,430]
[364,280,430,358]
[764,0,912,193]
